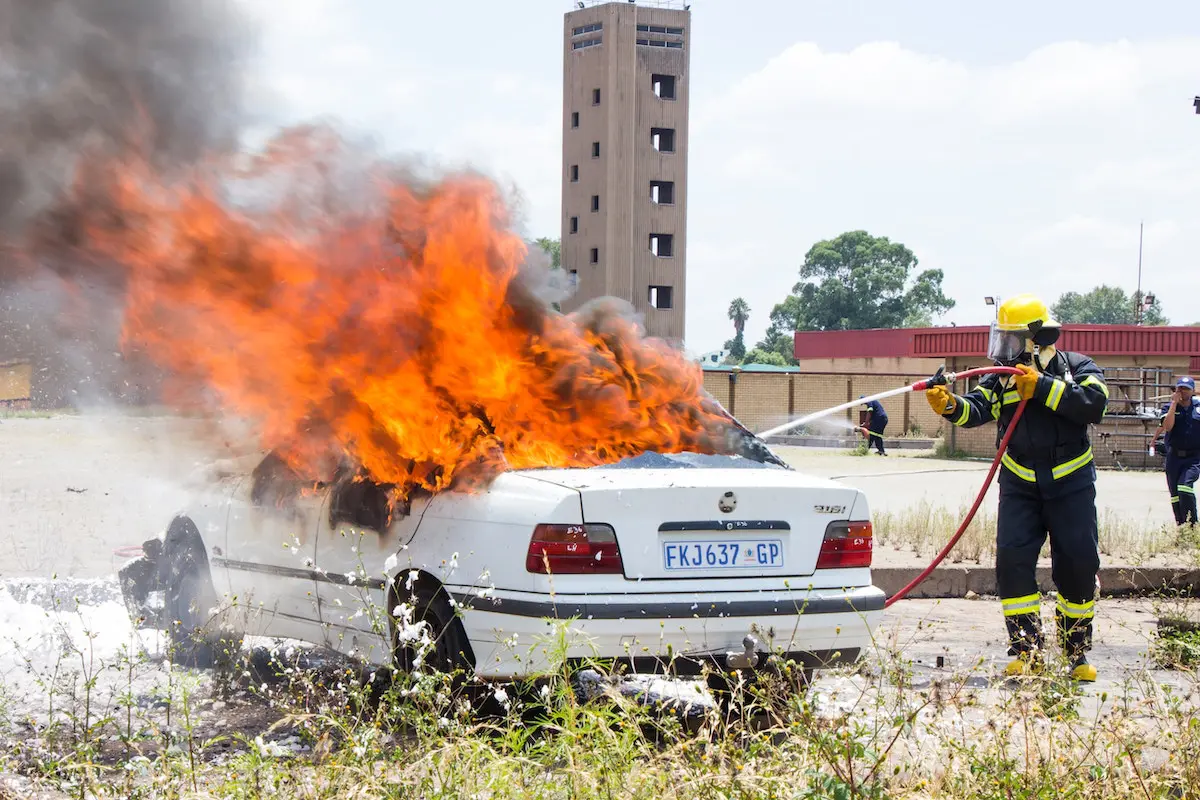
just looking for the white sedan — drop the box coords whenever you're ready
[120,422,884,682]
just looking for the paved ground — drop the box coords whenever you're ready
[773,446,1175,531]
[0,415,249,579]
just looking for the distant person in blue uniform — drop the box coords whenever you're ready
[860,395,888,455]
[1161,376,1200,526]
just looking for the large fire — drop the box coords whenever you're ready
[35,126,739,492]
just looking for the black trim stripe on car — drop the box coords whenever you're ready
[450,586,885,620]
[658,520,791,532]
[212,557,885,619]
[212,557,389,590]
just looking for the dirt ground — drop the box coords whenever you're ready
[1,578,1191,765]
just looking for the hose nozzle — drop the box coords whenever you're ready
[914,365,955,391]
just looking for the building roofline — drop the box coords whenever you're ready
[570,0,689,9]
[795,325,1200,360]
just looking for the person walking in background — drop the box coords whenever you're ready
[1161,376,1200,526]
[860,395,888,455]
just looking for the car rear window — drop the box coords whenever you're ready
[592,451,786,470]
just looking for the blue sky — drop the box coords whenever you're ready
[241,0,1200,353]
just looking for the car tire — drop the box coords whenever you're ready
[161,517,241,669]
[391,579,474,676]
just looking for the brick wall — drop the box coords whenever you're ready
[702,370,949,438]
[705,360,1178,471]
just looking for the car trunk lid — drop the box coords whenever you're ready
[519,467,861,580]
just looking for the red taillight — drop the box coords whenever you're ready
[526,523,623,575]
[815,521,873,569]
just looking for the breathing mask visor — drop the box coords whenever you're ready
[987,321,1061,368]
[987,323,1028,365]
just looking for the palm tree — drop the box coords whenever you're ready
[726,298,750,360]
[728,297,750,335]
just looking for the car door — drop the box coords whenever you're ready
[221,453,324,643]
[314,475,428,661]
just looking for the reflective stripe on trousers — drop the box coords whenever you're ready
[1001,448,1094,483]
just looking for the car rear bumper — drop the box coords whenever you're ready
[450,584,884,679]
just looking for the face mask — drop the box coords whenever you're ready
[987,323,1027,365]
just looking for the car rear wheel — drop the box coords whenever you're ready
[391,579,474,676]
[161,517,241,669]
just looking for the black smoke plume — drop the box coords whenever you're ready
[0,0,253,407]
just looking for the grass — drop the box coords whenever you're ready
[0,408,76,419]
[917,439,972,460]
[874,500,1200,563]
[4,590,1200,799]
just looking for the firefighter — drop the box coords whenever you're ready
[1161,376,1200,526]
[860,395,888,455]
[924,294,1108,681]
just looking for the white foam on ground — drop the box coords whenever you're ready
[0,578,156,675]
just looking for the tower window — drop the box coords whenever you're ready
[651,128,676,153]
[569,216,578,234]
[592,88,601,105]
[590,247,599,264]
[571,111,579,128]
[651,74,676,100]
[591,195,600,212]
[648,285,674,309]
[591,141,600,158]
[650,180,675,205]
[570,164,579,182]
[649,233,674,257]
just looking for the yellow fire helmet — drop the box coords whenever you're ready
[989,294,1061,365]
[996,294,1060,333]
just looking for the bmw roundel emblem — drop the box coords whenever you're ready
[718,491,737,513]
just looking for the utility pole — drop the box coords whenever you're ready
[1134,221,1144,326]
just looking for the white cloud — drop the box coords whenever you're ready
[232,4,1200,345]
[688,36,1200,347]
[711,42,969,118]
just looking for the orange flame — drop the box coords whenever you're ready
[45,126,736,492]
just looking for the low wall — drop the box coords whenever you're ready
[702,370,947,439]
[709,361,1174,470]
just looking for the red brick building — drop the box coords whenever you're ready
[790,325,1200,468]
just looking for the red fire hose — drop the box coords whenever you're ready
[882,366,1028,608]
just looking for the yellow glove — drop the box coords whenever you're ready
[926,386,956,416]
[1013,364,1040,401]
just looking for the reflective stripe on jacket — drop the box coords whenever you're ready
[941,351,1108,481]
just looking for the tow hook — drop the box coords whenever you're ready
[724,635,761,671]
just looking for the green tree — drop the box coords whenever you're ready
[534,237,561,269]
[1051,285,1167,325]
[785,231,954,331]
[724,297,750,360]
[741,348,789,367]
[755,295,803,365]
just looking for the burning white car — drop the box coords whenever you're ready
[120,421,884,684]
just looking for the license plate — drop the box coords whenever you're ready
[662,540,784,571]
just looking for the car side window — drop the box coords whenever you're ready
[330,474,404,532]
[251,451,309,508]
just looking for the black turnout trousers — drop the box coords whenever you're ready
[996,466,1100,659]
